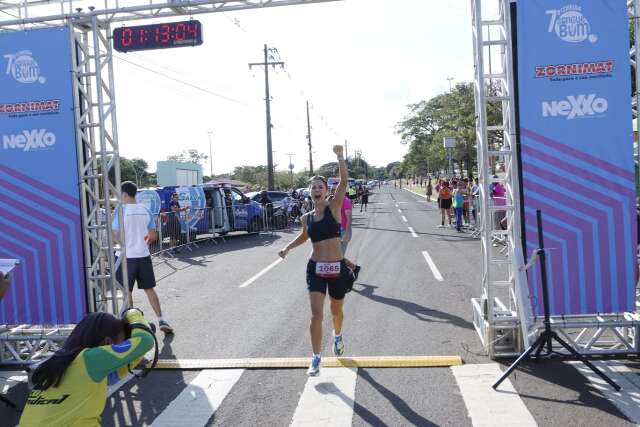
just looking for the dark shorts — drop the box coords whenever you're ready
[116,256,157,292]
[439,198,452,209]
[306,260,354,300]
[362,195,369,204]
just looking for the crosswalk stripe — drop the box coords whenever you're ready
[150,369,243,427]
[451,363,537,427]
[291,367,357,426]
[572,360,640,424]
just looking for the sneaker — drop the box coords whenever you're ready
[333,333,345,356]
[353,265,361,281]
[159,320,174,334]
[307,355,321,376]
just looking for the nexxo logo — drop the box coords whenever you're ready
[3,129,57,151]
[4,51,46,84]
[542,94,608,119]
[546,5,597,44]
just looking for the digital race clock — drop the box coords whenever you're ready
[113,20,203,53]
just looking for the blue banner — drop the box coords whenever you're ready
[0,27,85,324]
[517,1,636,315]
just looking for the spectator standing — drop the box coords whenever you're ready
[0,272,10,301]
[113,181,174,334]
[491,181,507,230]
[426,179,433,202]
[438,181,453,228]
[453,182,467,232]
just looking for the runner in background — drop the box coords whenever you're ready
[426,178,433,202]
[330,186,361,279]
[360,186,369,213]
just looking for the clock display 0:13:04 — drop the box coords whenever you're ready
[114,21,203,52]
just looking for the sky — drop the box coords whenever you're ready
[4,0,476,174]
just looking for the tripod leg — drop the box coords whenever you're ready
[553,333,621,392]
[493,335,544,390]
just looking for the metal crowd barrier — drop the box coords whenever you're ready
[258,201,305,234]
[147,207,221,256]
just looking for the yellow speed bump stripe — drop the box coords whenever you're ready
[151,356,463,370]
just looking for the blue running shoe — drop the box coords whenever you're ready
[307,355,321,376]
[333,333,345,356]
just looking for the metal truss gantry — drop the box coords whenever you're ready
[471,0,640,359]
[0,0,341,365]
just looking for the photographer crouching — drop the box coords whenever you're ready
[19,308,154,426]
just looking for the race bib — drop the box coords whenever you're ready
[315,262,341,278]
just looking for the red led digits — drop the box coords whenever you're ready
[175,23,186,41]
[160,24,171,43]
[187,22,198,39]
[113,20,201,52]
[121,28,133,47]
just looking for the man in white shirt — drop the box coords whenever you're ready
[113,181,173,334]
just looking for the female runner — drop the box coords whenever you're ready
[278,145,355,376]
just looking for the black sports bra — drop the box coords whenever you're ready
[307,206,341,243]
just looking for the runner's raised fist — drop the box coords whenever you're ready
[333,145,344,157]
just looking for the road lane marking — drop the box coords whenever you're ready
[291,368,357,426]
[422,250,444,282]
[397,209,402,213]
[150,369,244,427]
[572,360,640,424]
[452,363,536,427]
[401,215,407,222]
[239,258,282,288]
[151,356,463,369]
[408,226,418,238]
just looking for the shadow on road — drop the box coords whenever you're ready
[498,359,632,422]
[353,284,473,330]
[358,369,438,426]
[314,381,387,426]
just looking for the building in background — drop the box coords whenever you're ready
[156,160,203,187]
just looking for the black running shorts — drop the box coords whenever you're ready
[306,260,354,300]
[116,256,157,292]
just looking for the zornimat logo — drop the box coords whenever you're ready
[546,5,597,44]
[542,94,608,119]
[4,50,46,84]
[3,129,56,151]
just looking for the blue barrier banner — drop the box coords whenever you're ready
[517,1,636,315]
[0,27,85,324]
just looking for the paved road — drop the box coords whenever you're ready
[1,186,638,426]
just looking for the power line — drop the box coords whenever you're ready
[114,54,261,110]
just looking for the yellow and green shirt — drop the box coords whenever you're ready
[20,312,154,427]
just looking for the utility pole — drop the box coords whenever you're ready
[207,130,213,179]
[344,139,349,161]
[286,153,295,188]
[249,44,284,190]
[306,101,314,175]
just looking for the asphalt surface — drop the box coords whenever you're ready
[1,185,636,426]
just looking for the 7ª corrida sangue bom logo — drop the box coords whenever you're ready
[3,50,47,84]
[546,5,598,44]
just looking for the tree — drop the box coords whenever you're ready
[167,149,209,165]
[396,82,501,178]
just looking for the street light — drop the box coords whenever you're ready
[446,77,454,93]
[207,131,213,179]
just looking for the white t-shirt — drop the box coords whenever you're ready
[112,203,156,259]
